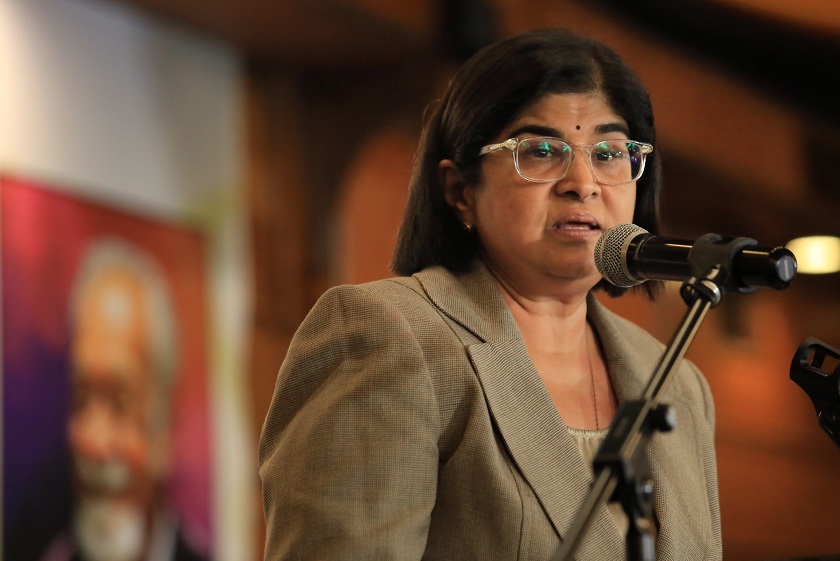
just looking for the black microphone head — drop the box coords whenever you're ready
[594,223,649,287]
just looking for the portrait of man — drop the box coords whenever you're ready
[35,238,205,561]
[2,176,212,561]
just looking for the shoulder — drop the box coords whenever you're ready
[305,268,469,333]
[286,272,467,369]
[303,276,435,331]
[173,527,210,561]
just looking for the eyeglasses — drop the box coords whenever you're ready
[478,136,653,185]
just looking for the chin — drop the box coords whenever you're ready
[73,497,146,561]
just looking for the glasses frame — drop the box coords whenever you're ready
[478,136,654,185]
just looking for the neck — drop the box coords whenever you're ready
[494,275,591,353]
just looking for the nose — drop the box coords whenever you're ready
[68,398,118,464]
[554,149,600,200]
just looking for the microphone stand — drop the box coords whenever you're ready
[553,263,731,561]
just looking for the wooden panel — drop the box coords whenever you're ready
[712,0,840,36]
[96,0,436,63]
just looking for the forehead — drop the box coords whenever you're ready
[77,269,150,328]
[71,269,153,382]
[504,92,627,136]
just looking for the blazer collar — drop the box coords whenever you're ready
[413,260,519,344]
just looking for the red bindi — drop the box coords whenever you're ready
[576,125,581,130]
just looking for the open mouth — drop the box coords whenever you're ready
[556,222,599,231]
[553,214,600,231]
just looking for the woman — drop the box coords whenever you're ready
[259,28,721,561]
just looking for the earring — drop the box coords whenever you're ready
[462,222,473,233]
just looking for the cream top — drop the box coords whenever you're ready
[567,426,630,538]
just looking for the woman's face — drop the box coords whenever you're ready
[444,92,639,298]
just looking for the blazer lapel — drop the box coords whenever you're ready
[415,264,625,559]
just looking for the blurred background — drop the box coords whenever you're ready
[2,0,839,560]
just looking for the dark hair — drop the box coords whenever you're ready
[391,27,662,298]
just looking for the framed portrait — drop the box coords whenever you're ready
[2,174,213,561]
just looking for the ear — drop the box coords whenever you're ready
[439,159,475,228]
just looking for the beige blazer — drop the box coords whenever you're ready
[259,262,722,561]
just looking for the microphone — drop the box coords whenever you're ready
[594,223,797,292]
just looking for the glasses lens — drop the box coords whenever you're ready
[515,137,572,181]
[589,140,647,185]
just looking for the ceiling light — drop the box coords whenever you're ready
[786,236,840,274]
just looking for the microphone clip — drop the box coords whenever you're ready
[686,233,760,295]
[790,337,840,451]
